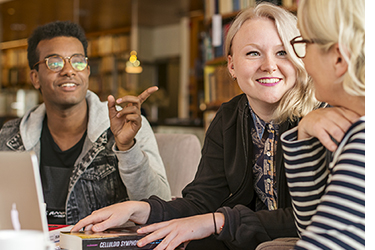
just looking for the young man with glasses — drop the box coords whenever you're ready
[0,21,171,225]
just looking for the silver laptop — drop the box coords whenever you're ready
[0,151,48,236]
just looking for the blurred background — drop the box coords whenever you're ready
[0,0,297,142]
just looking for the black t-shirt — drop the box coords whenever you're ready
[40,117,86,224]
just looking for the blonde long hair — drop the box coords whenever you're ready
[225,2,320,122]
[297,0,365,97]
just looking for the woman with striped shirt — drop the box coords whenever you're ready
[281,0,365,249]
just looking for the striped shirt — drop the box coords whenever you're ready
[281,117,365,250]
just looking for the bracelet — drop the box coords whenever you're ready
[212,212,217,234]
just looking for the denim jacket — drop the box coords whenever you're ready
[0,90,171,224]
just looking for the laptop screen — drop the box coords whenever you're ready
[0,151,48,234]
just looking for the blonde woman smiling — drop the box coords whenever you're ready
[71,3,359,249]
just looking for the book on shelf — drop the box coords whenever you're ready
[203,32,214,62]
[100,55,116,73]
[204,65,242,104]
[98,35,114,56]
[256,0,282,5]
[87,34,130,58]
[204,65,216,103]
[60,226,180,250]
[213,22,231,59]
[88,38,99,57]
[204,0,256,20]
[204,0,294,20]
[204,15,233,62]
[112,34,130,54]
[219,0,233,15]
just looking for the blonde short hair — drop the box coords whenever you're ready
[297,0,365,96]
[225,2,319,122]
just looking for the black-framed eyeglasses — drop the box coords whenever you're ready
[33,54,88,72]
[290,36,315,59]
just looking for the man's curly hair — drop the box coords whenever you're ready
[27,21,88,70]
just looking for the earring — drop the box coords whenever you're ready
[231,65,235,79]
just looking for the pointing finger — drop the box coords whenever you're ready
[138,86,158,104]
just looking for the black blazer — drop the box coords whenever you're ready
[146,94,299,249]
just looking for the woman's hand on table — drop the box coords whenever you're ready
[136,212,225,250]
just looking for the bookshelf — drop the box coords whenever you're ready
[0,40,31,90]
[201,0,298,128]
[201,0,243,129]
[0,1,299,124]
[188,13,205,121]
[85,29,131,101]
[0,39,39,119]
[0,29,131,102]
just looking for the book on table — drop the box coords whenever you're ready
[60,226,165,250]
[49,224,74,247]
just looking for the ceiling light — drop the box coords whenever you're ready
[125,50,143,74]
